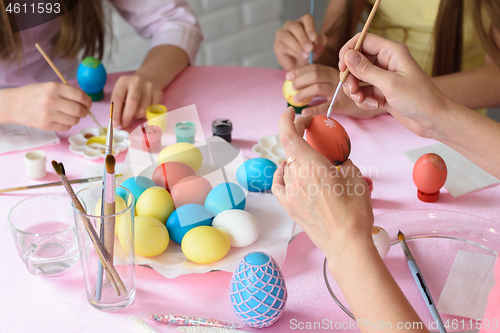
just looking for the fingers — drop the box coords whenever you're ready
[136,82,152,120]
[121,87,141,128]
[58,84,92,110]
[299,14,317,43]
[111,77,127,128]
[302,103,328,116]
[294,114,312,136]
[272,161,287,203]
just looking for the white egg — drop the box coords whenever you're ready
[212,209,260,247]
[372,226,391,259]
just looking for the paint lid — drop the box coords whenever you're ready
[212,119,233,135]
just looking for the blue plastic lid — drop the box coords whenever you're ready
[245,252,270,265]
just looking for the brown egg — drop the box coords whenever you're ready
[412,153,447,202]
[305,115,351,165]
[152,161,196,191]
[170,175,213,208]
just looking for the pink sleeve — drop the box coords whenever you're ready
[480,256,500,332]
[109,0,203,64]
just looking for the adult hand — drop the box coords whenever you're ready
[111,74,163,128]
[274,14,328,71]
[0,82,91,131]
[272,107,374,262]
[286,64,387,118]
[339,33,451,138]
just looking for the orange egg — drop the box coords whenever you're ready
[170,175,213,208]
[412,153,447,202]
[152,161,196,191]
[305,115,351,165]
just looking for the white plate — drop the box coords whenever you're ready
[68,127,129,160]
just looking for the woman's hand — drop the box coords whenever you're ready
[274,14,328,71]
[272,107,374,262]
[286,64,388,118]
[339,33,452,138]
[0,82,91,131]
[110,74,163,128]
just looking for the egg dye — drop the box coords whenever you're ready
[166,204,212,244]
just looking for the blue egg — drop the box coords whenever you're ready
[230,252,287,328]
[166,204,212,244]
[117,176,156,204]
[204,182,246,217]
[237,158,276,192]
[77,56,107,101]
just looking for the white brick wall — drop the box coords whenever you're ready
[104,0,283,73]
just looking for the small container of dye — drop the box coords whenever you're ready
[212,118,233,142]
[175,121,196,144]
[129,125,162,153]
[146,104,167,131]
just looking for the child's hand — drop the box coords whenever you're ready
[274,14,327,71]
[111,74,163,128]
[0,82,91,131]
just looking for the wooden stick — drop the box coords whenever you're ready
[35,43,105,132]
[52,161,127,296]
[103,155,116,264]
[0,174,123,193]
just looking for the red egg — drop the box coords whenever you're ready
[170,175,213,208]
[305,115,351,165]
[152,161,196,191]
[412,153,447,202]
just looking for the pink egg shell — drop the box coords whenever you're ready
[152,161,196,192]
[171,175,213,208]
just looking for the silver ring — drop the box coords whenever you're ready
[286,157,296,166]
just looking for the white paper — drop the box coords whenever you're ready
[403,143,500,197]
[437,250,497,320]
[0,124,60,154]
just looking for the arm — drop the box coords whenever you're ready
[273,108,427,332]
[340,33,500,179]
[109,0,203,127]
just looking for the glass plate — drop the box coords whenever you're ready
[324,209,500,333]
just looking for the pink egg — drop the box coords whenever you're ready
[152,162,196,191]
[171,175,213,208]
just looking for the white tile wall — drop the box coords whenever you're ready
[104,0,284,73]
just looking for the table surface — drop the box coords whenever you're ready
[1,66,500,333]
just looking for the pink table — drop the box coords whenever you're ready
[1,67,499,333]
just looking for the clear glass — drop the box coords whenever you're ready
[8,194,79,277]
[72,184,135,311]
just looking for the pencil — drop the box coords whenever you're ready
[398,231,447,333]
[35,43,105,132]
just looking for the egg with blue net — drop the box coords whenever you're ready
[230,252,287,328]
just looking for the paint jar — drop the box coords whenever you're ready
[175,121,196,144]
[146,105,167,131]
[212,119,233,142]
[129,125,162,153]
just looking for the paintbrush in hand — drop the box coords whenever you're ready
[52,160,125,295]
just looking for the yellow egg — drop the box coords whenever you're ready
[135,186,174,223]
[181,226,231,264]
[157,142,203,171]
[282,80,312,107]
[94,195,129,233]
[118,216,169,257]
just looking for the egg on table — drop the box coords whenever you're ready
[204,182,246,217]
[212,209,260,247]
[230,252,287,328]
[152,161,196,191]
[372,226,391,259]
[118,216,169,257]
[412,153,448,202]
[157,142,203,171]
[166,203,212,244]
[305,115,351,166]
[170,175,212,208]
[135,186,175,223]
[236,158,276,192]
[117,176,156,204]
[181,226,231,264]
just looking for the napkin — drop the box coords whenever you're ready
[0,124,59,154]
[437,250,497,320]
[403,143,500,197]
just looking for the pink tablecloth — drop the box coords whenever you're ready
[1,66,500,333]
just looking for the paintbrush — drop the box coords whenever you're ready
[309,0,315,65]
[326,0,382,119]
[103,155,116,265]
[0,174,123,193]
[398,231,447,333]
[96,102,114,300]
[35,43,105,132]
[51,160,125,295]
